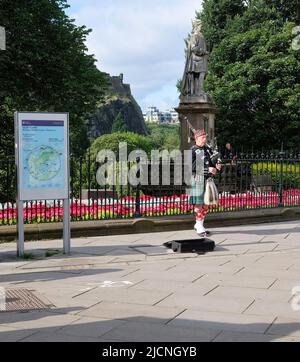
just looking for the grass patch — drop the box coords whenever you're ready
[23,252,36,260]
[45,249,60,258]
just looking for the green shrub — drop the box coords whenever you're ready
[146,123,180,151]
[71,132,153,196]
[252,162,300,188]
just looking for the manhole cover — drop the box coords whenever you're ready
[0,288,54,312]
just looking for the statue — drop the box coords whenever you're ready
[176,20,216,152]
[181,21,209,98]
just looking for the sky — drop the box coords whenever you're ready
[66,0,202,112]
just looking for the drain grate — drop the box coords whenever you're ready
[1,289,54,312]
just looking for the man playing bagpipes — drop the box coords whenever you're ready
[187,120,222,237]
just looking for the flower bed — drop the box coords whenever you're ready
[0,190,300,225]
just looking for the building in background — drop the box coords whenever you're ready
[143,106,179,124]
[167,108,179,124]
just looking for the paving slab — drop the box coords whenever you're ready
[0,326,40,342]
[169,309,274,334]
[20,331,101,342]
[58,316,126,338]
[213,330,300,342]
[266,317,300,337]
[205,285,290,302]
[270,278,300,291]
[78,301,184,324]
[157,293,254,314]
[129,279,219,296]
[196,274,277,289]
[0,310,80,331]
[245,300,300,319]
[71,287,172,306]
[124,269,205,283]
[238,268,300,280]
[100,321,220,342]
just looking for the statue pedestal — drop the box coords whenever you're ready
[175,98,217,152]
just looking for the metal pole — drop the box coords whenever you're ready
[17,200,25,258]
[278,143,284,208]
[15,112,24,258]
[63,197,70,254]
[63,113,71,254]
[134,158,142,218]
[17,200,24,258]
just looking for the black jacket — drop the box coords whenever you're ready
[191,145,214,178]
[222,147,236,161]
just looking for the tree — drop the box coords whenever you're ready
[111,112,129,133]
[72,132,153,192]
[146,123,180,151]
[198,0,300,149]
[0,0,108,157]
[198,0,246,48]
[163,131,180,151]
[89,132,153,161]
[265,0,300,22]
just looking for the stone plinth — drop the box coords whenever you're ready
[175,100,216,152]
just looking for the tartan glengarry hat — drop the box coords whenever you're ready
[194,129,207,138]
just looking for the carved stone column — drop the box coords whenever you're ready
[175,100,217,152]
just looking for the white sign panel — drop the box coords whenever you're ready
[0,26,5,50]
[15,112,69,201]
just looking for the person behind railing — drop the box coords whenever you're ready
[222,143,237,165]
[220,143,237,190]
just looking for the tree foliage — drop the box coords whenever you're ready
[0,0,108,156]
[89,132,153,161]
[199,0,246,48]
[146,123,180,151]
[72,132,153,192]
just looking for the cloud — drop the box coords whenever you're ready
[66,0,202,110]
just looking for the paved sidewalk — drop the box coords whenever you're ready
[0,220,300,342]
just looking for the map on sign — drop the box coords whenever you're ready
[21,120,65,190]
[28,146,61,181]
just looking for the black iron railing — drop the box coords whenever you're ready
[0,150,299,225]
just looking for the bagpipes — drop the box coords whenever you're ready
[208,136,222,166]
[185,116,197,143]
[205,137,222,205]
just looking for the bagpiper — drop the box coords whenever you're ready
[187,123,222,236]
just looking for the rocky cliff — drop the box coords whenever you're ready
[87,73,148,140]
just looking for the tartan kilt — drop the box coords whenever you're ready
[188,175,205,205]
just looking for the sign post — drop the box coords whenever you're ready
[15,112,70,257]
